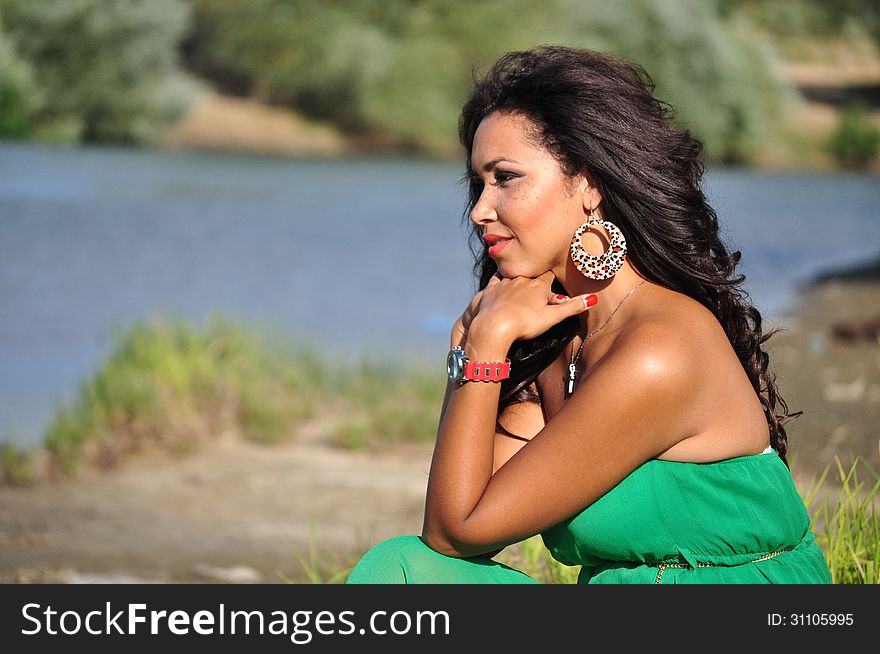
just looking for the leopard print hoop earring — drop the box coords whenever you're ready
[569,210,627,280]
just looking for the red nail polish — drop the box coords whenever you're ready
[584,294,598,307]
[555,294,569,300]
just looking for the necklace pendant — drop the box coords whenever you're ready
[567,363,577,395]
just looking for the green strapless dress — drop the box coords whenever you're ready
[346,451,831,584]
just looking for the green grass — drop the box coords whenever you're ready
[0,314,444,483]
[0,443,35,486]
[328,358,445,451]
[827,101,880,170]
[493,535,581,584]
[39,314,327,476]
[276,523,358,585]
[801,452,880,584]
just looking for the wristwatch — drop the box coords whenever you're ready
[446,346,511,383]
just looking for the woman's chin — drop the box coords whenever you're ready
[495,262,546,280]
[494,262,522,279]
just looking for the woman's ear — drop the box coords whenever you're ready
[578,173,602,213]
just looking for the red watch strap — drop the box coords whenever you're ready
[463,359,511,382]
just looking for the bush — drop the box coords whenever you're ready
[0,20,40,137]
[42,314,325,475]
[25,313,439,480]
[329,358,445,450]
[0,443,35,485]
[184,0,794,161]
[0,0,194,143]
[828,102,880,170]
[558,0,795,164]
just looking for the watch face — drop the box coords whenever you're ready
[447,348,465,382]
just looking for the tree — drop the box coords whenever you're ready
[0,0,194,143]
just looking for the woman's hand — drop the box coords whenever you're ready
[466,271,596,356]
[450,272,508,347]
[450,282,490,348]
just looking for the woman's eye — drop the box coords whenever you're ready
[469,171,517,195]
[492,171,517,185]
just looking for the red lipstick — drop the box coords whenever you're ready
[484,234,513,257]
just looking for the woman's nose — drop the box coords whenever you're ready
[469,191,497,226]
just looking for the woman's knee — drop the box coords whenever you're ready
[346,535,428,584]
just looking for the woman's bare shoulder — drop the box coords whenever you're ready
[607,285,768,459]
[616,285,730,356]
[591,287,731,408]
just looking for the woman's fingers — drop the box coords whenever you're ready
[545,293,598,317]
[512,293,596,341]
[474,270,601,341]
[548,292,598,308]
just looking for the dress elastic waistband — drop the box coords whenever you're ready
[653,546,793,584]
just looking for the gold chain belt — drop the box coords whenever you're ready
[654,547,792,584]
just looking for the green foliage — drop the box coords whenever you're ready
[827,102,880,169]
[330,358,445,450]
[556,0,795,163]
[0,19,40,137]
[495,535,582,584]
[348,1,566,154]
[0,0,195,143]
[3,0,871,163]
[0,443,34,485]
[731,0,880,44]
[183,0,795,162]
[802,452,880,584]
[279,522,356,584]
[42,314,324,475]
[184,0,558,154]
[18,314,441,480]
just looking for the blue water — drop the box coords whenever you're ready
[1,141,878,446]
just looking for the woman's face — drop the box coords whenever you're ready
[469,111,590,280]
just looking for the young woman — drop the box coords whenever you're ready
[346,45,831,583]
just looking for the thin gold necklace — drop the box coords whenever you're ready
[567,280,646,396]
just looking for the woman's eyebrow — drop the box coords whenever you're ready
[470,157,522,175]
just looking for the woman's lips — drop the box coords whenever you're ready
[486,238,513,257]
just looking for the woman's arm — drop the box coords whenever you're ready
[421,274,699,558]
[440,280,543,475]
[492,397,544,474]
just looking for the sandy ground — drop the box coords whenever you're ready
[158,90,352,157]
[765,279,880,482]
[1,273,878,584]
[0,428,433,584]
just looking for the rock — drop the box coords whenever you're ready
[830,315,880,344]
[66,571,163,584]
[191,563,262,584]
[822,376,866,402]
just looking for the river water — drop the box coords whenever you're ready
[1,141,878,446]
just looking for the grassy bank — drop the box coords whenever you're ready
[0,314,444,485]
[800,454,880,584]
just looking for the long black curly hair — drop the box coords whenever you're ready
[458,45,799,465]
